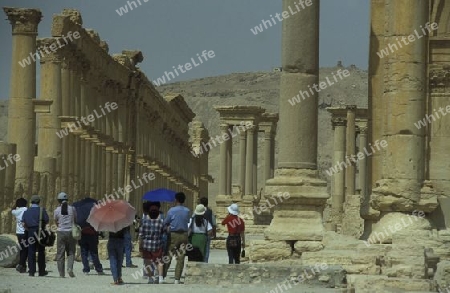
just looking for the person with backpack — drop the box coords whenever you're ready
[188,204,213,262]
[22,195,49,277]
[53,192,77,278]
[199,197,216,262]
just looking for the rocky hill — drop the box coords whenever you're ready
[0,65,368,202]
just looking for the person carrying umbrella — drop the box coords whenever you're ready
[73,196,104,275]
[87,199,136,285]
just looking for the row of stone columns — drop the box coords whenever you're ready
[1,8,210,233]
[215,107,278,198]
[327,106,368,230]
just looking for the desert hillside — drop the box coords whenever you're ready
[0,65,368,203]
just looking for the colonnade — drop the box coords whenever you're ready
[214,106,278,224]
[215,107,277,197]
[327,106,368,232]
[0,8,209,234]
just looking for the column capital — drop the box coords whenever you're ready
[358,126,368,135]
[37,38,64,63]
[219,123,229,133]
[4,7,42,35]
[331,117,346,129]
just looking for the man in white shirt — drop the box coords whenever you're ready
[11,197,28,273]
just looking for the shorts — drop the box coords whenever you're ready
[142,248,163,262]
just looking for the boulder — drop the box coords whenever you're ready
[434,260,450,291]
[0,234,19,268]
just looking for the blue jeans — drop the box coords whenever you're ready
[108,238,124,282]
[123,229,132,266]
[204,236,211,263]
[80,234,103,273]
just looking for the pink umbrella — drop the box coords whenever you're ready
[87,200,136,232]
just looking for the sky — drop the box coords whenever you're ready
[0,0,370,100]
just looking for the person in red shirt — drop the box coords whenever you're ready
[221,203,245,264]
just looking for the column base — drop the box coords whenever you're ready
[264,169,329,241]
[371,179,438,213]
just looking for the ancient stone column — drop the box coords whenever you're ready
[226,125,232,195]
[37,38,63,171]
[359,126,368,199]
[368,0,386,191]
[371,0,428,213]
[252,127,258,194]
[0,143,16,209]
[239,130,246,195]
[60,58,71,193]
[346,105,356,196]
[331,118,346,225]
[264,130,272,181]
[4,8,42,196]
[245,125,255,195]
[264,0,328,241]
[219,123,228,195]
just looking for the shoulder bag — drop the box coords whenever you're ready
[71,207,81,240]
[38,207,56,247]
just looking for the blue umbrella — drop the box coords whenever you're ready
[142,188,176,202]
[73,197,97,228]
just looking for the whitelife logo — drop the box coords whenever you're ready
[152,50,215,86]
[18,31,81,68]
[250,0,312,35]
[56,102,118,139]
[377,22,438,58]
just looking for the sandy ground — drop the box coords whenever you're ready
[0,249,256,293]
[0,249,343,293]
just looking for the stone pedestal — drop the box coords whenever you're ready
[265,169,328,241]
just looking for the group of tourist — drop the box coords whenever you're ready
[11,191,246,285]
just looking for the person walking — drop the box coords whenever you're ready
[54,192,77,278]
[11,197,28,273]
[139,202,165,284]
[163,192,190,284]
[74,196,104,275]
[188,204,213,262]
[199,197,216,262]
[122,225,137,268]
[108,227,126,285]
[221,203,245,264]
[22,195,49,277]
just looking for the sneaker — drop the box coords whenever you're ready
[111,281,120,285]
[38,271,48,277]
[68,271,75,278]
[126,264,138,268]
[118,278,124,285]
[97,271,105,275]
[174,280,180,284]
[83,272,89,276]
[147,277,154,284]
